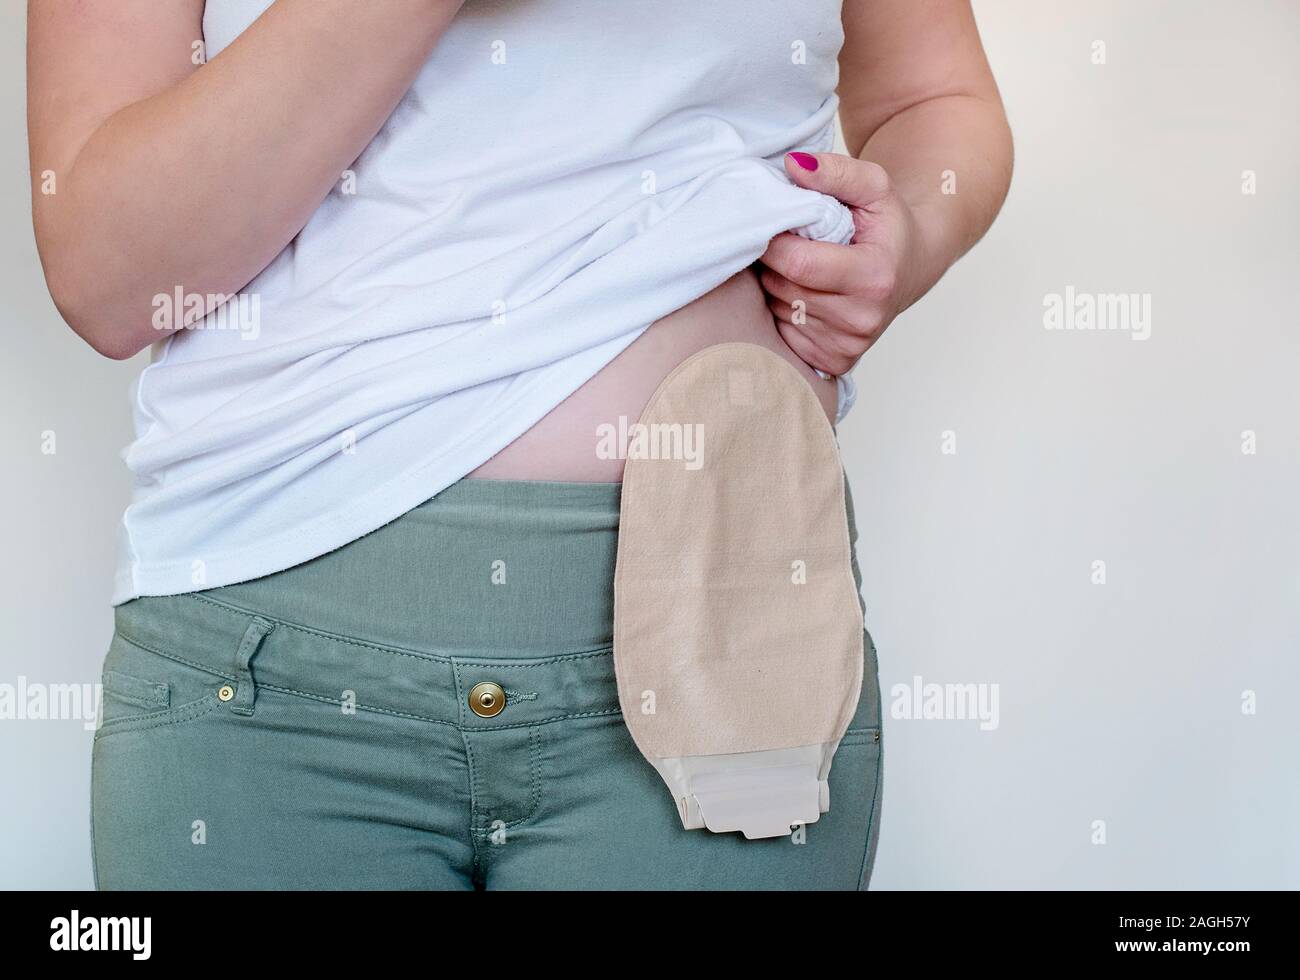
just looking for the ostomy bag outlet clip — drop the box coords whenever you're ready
[613,343,864,840]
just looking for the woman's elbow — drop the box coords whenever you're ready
[77,321,148,362]
[40,252,150,361]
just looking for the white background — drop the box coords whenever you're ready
[2,0,1297,888]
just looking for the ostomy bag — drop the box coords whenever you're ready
[613,343,864,839]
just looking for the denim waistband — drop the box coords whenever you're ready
[114,479,627,728]
[113,588,622,730]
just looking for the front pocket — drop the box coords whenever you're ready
[102,669,169,710]
[94,632,234,741]
[95,692,223,741]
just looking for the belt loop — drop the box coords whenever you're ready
[230,617,276,717]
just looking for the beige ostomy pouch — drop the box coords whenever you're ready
[612,342,864,839]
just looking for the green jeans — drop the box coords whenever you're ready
[92,478,883,889]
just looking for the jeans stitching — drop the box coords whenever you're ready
[93,695,220,742]
[255,680,623,729]
[464,708,623,730]
[459,727,483,879]
[100,671,169,709]
[183,593,612,666]
[471,727,544,834]
[451,650,613,669]
[254,684,455,727]
[113,630,236,682]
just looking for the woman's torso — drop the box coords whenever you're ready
[113,0,850,602]
[470,267,838,480]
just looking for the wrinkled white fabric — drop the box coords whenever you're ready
[114,0,855,603]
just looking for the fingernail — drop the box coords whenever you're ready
[788,152,819,172]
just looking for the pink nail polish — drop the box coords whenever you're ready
[788,152,819,172]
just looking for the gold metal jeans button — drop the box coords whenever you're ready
[468,681,505,718]
[217,684,235,703]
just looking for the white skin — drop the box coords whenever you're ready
[28,0,1011,478]
[28,0,468,359]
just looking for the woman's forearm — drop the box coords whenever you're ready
[855,93,1013,311]
[30,0,463,358]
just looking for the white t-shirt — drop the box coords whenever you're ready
[113,0,855,604]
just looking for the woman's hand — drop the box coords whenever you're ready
[759,151,929,377]
[762,0,1015,378]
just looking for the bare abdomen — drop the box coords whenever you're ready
[468,267,837,482]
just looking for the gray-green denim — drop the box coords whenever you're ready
[92,478,882,890]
